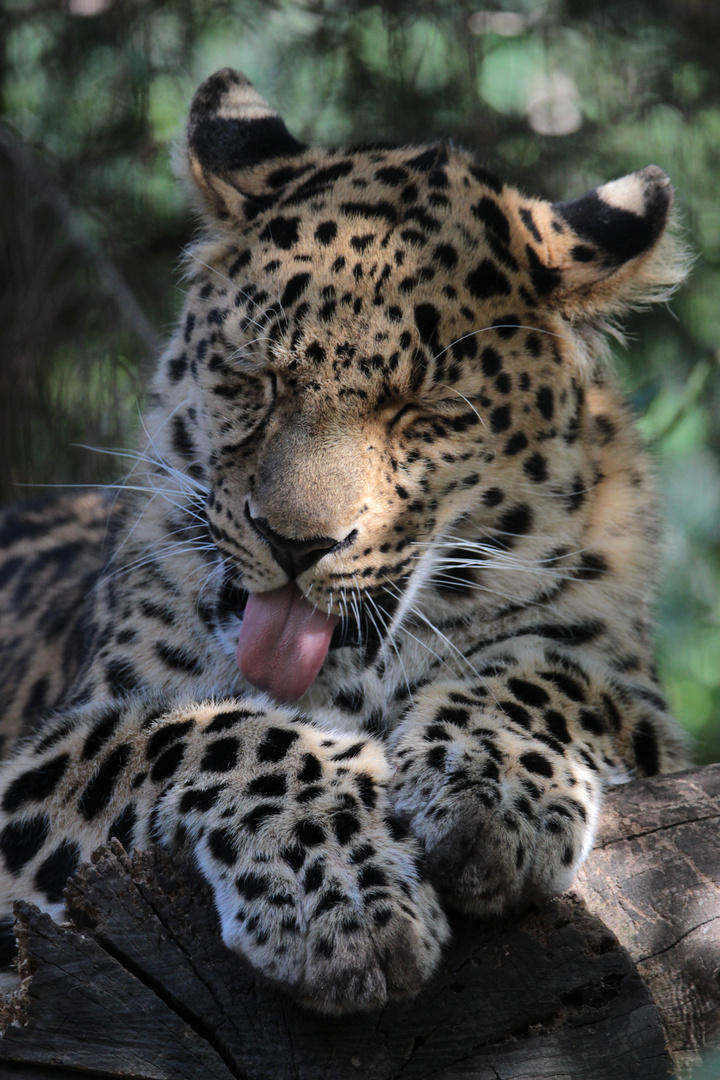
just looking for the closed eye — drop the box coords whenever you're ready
[387,403,416,432]
[388,397,483,426]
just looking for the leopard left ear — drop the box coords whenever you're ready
[181,68,306,223]
[517,167,689,318]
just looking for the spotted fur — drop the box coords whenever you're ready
[0,69,689,1013]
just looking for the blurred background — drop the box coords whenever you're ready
[1,0,719,765]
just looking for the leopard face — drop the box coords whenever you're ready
[147,70,684,696]
[183,151,578,610]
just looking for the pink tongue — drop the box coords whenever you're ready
[236,583,339,703]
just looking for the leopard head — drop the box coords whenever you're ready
[146,69,686,701]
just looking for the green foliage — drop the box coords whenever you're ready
[1,0,719,758]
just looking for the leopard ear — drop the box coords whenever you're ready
[517,167,689,319]
[182,69,306,222]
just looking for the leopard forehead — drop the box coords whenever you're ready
[175,142,574,447]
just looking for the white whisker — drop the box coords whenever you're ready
[431,323,568,368]
[436,383,486,428]
[363,587,414,707]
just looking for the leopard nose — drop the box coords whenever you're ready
[245,505,340,579]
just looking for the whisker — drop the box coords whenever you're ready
[426,555,573,583]
[431,323,568,368]
[381,578,500,708]
[426,572,544,606]
[375,586,457,680]
[99,540,219,584]
[436,383,486,428]
[360,588,414,709]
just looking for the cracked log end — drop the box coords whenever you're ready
[1,765,719,1079]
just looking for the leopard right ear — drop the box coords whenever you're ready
[182,69,306,223]
[509,167,689,321]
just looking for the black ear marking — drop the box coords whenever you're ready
[189,115,304,175]
[552,166,673,267]
[188,68,305,177]
[526,165,686,321]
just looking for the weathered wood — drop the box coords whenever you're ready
[576,763,720,1078]
[1,766,719,1079]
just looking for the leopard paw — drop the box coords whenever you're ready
[211,822,447,1015]
[390,709,600,915]
[154,711,449,1013]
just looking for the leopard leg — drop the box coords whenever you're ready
[0,695,448,1014]
[388,653,680,916]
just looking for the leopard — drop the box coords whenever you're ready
[0,68,689,1016]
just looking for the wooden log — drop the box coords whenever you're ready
[576,764,720,1078]
[0,765,718,1080]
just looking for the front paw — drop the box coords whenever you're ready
[390,709,600,915]
[156,718,449,1014]
[210,819,447,1015]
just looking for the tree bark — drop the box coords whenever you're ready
[0,765,718,1080]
